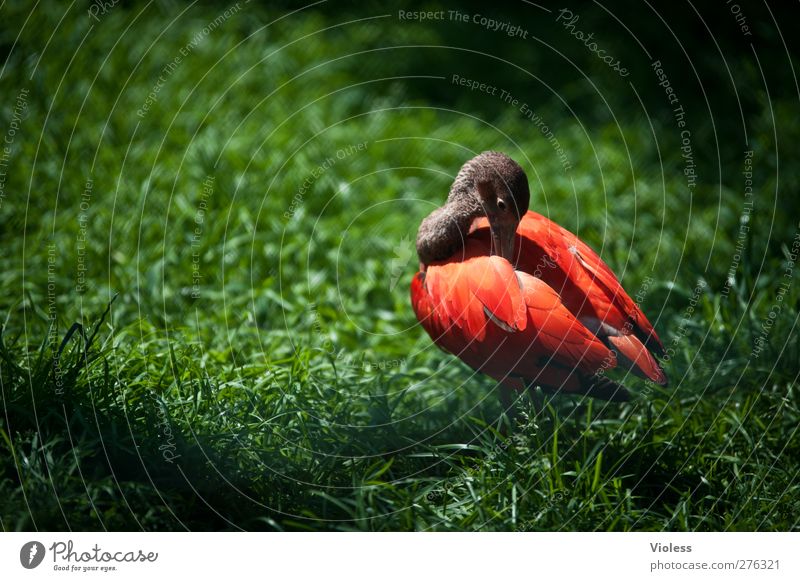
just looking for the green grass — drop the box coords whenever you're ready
[1,1,799,530]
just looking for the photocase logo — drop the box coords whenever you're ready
[20,541,46,569]
[389,235,414,291]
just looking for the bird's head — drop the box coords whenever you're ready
[453,151,530,261]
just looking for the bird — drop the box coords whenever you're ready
[410,151,667,406]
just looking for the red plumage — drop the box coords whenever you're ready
[411,211,667,402]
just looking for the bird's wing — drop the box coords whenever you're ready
[419,251,527,342]
[515,211,665,356]
[411,252,614,377]
[510,271,615,373]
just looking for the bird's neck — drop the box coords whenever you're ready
[415,197,481,265]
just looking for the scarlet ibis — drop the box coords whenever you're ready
[411,151,667,403]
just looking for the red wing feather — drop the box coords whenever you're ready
[607,334,668,385]
[514,211,665,355]
[421,247,527,342]
[512,271,614,373]
[411,258,615,383]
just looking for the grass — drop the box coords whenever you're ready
[1,1,799,530]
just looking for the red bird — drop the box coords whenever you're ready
[411,152,667,403]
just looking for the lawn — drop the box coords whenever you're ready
[1,1,799,531]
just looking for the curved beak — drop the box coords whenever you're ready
[490,222,517,263]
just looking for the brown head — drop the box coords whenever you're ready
[416,151,530,264]
[460,151,530,261]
